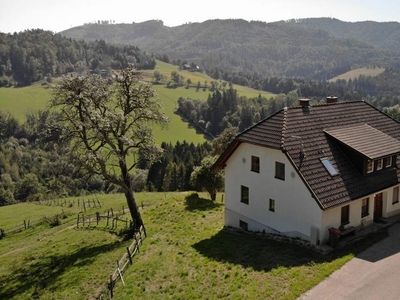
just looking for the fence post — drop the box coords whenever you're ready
[97,198,101,208]
[83,202,86,211]
[109,274,114,298]
[24,220,26,230]
[77,214,80,227]
[96,212,100,225]
[111,208,114,216]
[126,247,133,265]
[141,201,144,209]
[106,211,110,227]
[83,215,85,227]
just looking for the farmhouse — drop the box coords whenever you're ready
[214,98,400,245]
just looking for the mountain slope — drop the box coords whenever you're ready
[290,18,400,50]
[60,19,400,80]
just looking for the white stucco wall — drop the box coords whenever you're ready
[385,185,400,217]
[224,143,323,243]
[321,184,400,242]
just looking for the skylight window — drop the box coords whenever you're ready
[320,157,339,176]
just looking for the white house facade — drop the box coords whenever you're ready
[215,98,400,245]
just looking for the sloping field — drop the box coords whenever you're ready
[0,84,51,122]
[0,60,273,144]
[0,192,387,300]
[329,67,385,82]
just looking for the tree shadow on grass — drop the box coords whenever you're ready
[192,228,388,272]
[0,241,123,299]
[184,193,223,212]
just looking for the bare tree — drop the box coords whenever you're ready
[50,66,168,229]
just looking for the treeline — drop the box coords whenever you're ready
[177,86,298,137]
[138,141,212,192]
[0,29,155,86]
[0,109,215,205]
[0,110,111,205]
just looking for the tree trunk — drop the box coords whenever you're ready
[121,164,143,230]
[124,189,143,230]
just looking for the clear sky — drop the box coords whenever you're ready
[1,0,400,34]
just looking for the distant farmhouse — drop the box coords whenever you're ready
[214,98,400,245]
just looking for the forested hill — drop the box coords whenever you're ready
[60,19,400,80]
[0,29,155,86]
[289,18,400,50]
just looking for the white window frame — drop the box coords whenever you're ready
[385,157,393,168]
[367,160,373,173]
[376,159,383,171]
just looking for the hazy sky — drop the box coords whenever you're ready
[1,0,400,33]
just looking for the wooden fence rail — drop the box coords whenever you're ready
[108,225,146,298]
[76,206,128,229]
[35,197,102,210]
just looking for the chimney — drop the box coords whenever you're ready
[299,98,310,107]
[326,96,338,104]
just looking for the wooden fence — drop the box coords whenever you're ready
[108,225,147,298]
[76,206,129,229]
[35,197,102,211]
[0,213,65,239]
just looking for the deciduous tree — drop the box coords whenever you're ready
[50,65,168,229]
[190,156,223,201]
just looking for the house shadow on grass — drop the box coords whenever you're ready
[192,228,389,272]
[184,193,223,211]
[0,241,123,299]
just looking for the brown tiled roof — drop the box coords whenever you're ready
[216,101,400,210]
[324,124,400,160]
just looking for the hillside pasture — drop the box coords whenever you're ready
[0,84,51,122]
[0,192,387,299]
[329,67,385,82]
[0,60,273,145]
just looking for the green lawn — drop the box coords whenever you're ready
[0,192,387,299]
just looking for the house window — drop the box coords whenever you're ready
[241,185,249,205]
[385,157,393,168]
[375,159,383,171]
[275,162,285,180]
[361,198,369,217]
[367,160,373,173]
[239,220,248,231]
[393,186,399,204]
[341,205,350,225]
[251,156,260,173]
[269,199,275,212]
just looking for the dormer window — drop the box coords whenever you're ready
[367,160,373,173]
[375,159,383,171]
[385,157,393,168]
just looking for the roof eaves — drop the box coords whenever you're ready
[212,140,241,171]
[280,107,288,151]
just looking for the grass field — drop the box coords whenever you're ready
[0,192,388,299]
[0,83,51,122]
[0,60,272,145]
[329,67,385,82]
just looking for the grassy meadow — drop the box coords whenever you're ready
[0,60,273,145]
[0,192,387,299]
[329,67,385,82]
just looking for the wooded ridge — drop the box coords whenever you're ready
[60,18,400,80]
